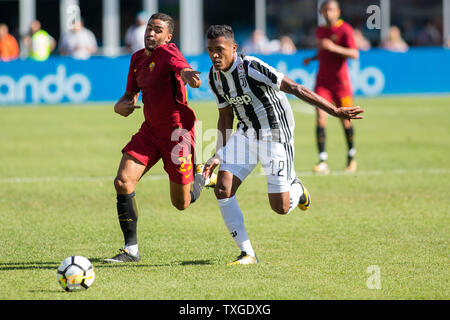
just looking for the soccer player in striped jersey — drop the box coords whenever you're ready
[202,25,364,265]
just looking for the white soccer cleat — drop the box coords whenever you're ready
[195,164,217,188]
[344,159,357,173]
[313,161,330,174]
[226,251,258,266]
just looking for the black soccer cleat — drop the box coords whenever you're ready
[103,248,141,263]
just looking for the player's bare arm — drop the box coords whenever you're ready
[318,38,359,59]
[303,54,318,66]
[180,67,201,88]
[280,76,364,119]
[215,105,234,152]
[114,91,141,117]
[203,105,234,179]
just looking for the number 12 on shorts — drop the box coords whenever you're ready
[269,160,285,177]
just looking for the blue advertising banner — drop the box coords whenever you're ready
[0,48,449,105]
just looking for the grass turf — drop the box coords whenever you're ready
[0,96,448,300]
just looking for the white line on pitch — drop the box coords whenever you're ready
[295,167,450,177]
[0,168,449,184]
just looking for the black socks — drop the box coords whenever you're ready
[344,126,354,163]
[316,126,326,156]
[116,192,138,246]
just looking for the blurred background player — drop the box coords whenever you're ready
[104,13,215,263]
[303,0,359,174]
[203,24,364,265]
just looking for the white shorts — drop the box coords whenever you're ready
[217,131,295,193]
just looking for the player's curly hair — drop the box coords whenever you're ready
[206,25,234,41]
[150,13,174,34]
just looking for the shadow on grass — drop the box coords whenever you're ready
[0,262,59,271]
[180,259,213,266]
[0,259,215,271]
[91,258,215,268]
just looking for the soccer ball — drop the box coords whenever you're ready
[57,256,95,292]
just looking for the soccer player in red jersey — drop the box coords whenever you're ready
[304,0,359,174]
[104,13,215,263]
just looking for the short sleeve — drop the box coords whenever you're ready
[342,24,357,49]
[165,43,191,74]
[126,55,139,93]
[246,57,284,91]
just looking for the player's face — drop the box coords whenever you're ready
[321,2,340,25]
[145,19,172,51]
[207,36,237,71]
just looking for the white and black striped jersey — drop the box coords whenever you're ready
[208,53,295,143]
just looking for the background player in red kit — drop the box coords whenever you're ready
[304,0,359,174]
[105,13,214,263]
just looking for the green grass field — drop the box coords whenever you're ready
[0,96,448,300]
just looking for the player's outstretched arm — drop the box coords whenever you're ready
[180,68,201,88]
[280,76,364,120]
[114,91,141,117]
[318,39,359,59]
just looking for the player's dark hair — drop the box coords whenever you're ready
[320,0,340,11]
[206,25,234,41]
[150,13,175,34]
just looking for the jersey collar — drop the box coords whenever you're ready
[220,53,239,74]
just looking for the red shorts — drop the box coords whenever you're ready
[315,84,353,108]
[122,122,196,185]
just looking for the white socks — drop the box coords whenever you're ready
[348,148,357,158]
[124,244,139,256]
[287,181,303,214]
[319,151,328,161]
[217,196,256,257]
[217,181,303,257]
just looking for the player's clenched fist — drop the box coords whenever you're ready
[114,92,141,117]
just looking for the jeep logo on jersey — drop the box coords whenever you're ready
[224,94,252,106]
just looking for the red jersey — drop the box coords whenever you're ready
[316,20,356,90]
[126,43,196,139]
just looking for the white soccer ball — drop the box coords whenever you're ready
[57,256,95,292]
